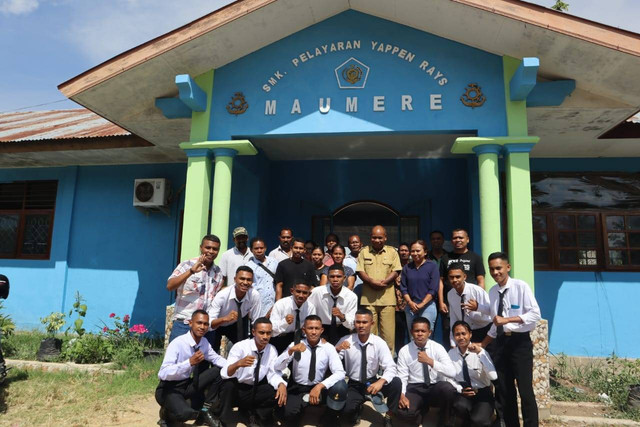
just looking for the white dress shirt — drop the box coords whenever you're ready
[308,285,358,329]
[208,285,262,328]
[336,333,397,385]
[487,277,541,338]
[219,247,252,279]
[396,340,456,393]
[447,347,497,393]
[447,283,492,347]
[270,296,316,337]
[269,246,291,263]
[274,338,345,389]
[244,255,279,317]
[158,331,226,381]
[221,338,286,389]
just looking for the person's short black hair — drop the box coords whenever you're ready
[398,242,410,249]
[252,317,272,329]
[488,251,510,263]
[447,262,466,273]
[191,309,209,319]
[304,314,323,324]
[280,228,293,235]
[236,265,254,276]
[325,233,339,243]
[202,234,220,245]
[250,237,265,248]
[355,308,373,319]
[292,237,306,246]
[305,240,317,247]
[429,230,444,238]
[330,244,346,255]
[327,264,345,274]
[452,228,469,237]
[411,316,431,330]
[452,320,472,334]
[292,282,311,290]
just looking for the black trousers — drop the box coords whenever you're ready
[440,312,451,347]
[155,364,222,422]
[321,324,351,346]
[490,332,538,427]
[281,380,344,427]
[471,323,492,343]
[213,316,250,350]
[271,331,295,354]
[451,386,495,427]
[343,377,402,423]
[219,378,277,423]
[395,381,456,425]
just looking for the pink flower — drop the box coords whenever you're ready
[102,327,108,332]
[123,314,130,323]
[115,328,120,332]
[130,324,148,334]
[109,313,115,318]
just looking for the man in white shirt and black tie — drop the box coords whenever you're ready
[481,252,541,427]
[446,263,493,348]
[208,266,262,350]
[448,321,497,427]
[395,316,457,426]
[269,282,315,353]
[336,308,401,427]
[156,310,226,427]
[308,264,358,344]
[219,317,287,427]
[274,315,348,427]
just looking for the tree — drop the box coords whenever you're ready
[551,0,569,12]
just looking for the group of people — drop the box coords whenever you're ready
[157,225,541,427]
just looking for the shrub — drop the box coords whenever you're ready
[62,334,114,364]
[0,300,15,338]
[40,312,66,337]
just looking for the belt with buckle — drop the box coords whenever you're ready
[504,331,512,336]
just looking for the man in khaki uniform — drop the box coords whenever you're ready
[356,225,402,353]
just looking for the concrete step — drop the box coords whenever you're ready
[550,401,609,418]
[550,415,640,426]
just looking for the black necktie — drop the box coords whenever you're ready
[460,294,466,323]
[252,350,263,400]
[192,345,200,389]
[359,343,369,383]
[308,346,317,383]
[418,347,430,384]
[461,353,472,389]
[294,308,302,361]
[497,289,507,336]
[235,299,244,342]
[330,296,338,344]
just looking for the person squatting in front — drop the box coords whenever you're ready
[273,315,348,427]
[156,310,225,427]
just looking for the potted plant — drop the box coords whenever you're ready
[37,312,65,361]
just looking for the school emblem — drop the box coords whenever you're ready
[226,92,249,114]
[335,57,369,89]
[460,83,486,108]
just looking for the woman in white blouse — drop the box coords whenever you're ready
[448,320,497,427]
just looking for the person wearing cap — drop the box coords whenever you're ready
[275,237,318,300]
[396,316,457,426]
[274,315,347,427]
[208,266,261,349]
[308,264,358,345]
[167,235,223,345]
[269,282,315,354]
[448,320,497,427]
[219,317,287,427]
[269,228,294,263]
[0,274,9,385]
[219,226,252,286]
[336,308,401,427]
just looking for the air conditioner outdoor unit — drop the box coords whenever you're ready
[133,178,170,207]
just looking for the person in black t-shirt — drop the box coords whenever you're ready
[275,238,318,300]
[437,229,485,346]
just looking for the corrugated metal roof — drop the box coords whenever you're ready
[0,109,130,142]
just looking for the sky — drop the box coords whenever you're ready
[0,0,638,113]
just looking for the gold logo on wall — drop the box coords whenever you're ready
[460,83,486,108]
[226,92,249,115]
[342,64,363,84]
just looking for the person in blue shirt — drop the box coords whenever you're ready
[400,240,440,334]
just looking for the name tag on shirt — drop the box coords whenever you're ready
[510,304,520,309]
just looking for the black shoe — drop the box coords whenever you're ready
[247,414,261,427]
[195,410,222,427]
[383,415,394,427]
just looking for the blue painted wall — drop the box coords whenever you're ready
[531,157,640,357]
[0,164,186,334]
[210,10,507,139]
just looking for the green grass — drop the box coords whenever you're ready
[0,356,162,425]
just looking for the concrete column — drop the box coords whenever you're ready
[472,144,503,288]
[210,148,237,251]
[504,143,536,289]
[180,149,212,261]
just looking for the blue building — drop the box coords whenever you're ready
[1,0,639,358]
